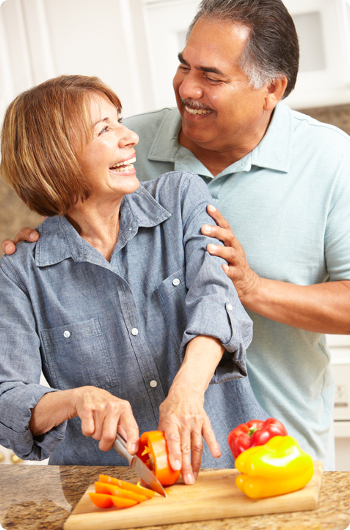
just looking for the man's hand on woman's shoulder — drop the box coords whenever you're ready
[1,227,39,255]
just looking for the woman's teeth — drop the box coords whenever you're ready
[185,106,212,115]
[110,156,136,172]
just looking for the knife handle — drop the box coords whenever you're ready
[112,433,133,465]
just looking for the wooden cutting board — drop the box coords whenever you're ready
[64,460,323,530]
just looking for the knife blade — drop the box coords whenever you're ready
[112,432,167,497]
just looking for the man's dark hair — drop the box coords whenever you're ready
[187,0,299,98]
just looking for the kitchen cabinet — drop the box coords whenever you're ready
[1,464,350,529]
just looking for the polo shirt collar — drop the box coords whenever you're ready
[147,102,293,177]
[35,185,171,267]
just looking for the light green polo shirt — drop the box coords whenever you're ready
[125,102,350,470]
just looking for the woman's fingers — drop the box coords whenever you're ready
[74,386,138,452]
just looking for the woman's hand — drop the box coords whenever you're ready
[73,386,139,453]
[158,336,223,485]
[201,205,260,305]
[158,386,220,485]
[1,227,39,255]
[29,386,139,454]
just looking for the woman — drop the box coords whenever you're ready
[0,75,267,482]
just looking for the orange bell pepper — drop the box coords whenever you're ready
[95,481,148,503]
[99,474,155,498]
[88,492,138,509]
[137,430,181,486]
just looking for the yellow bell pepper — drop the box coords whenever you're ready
[235,435,314,499]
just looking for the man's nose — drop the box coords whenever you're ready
[179,73,203,100]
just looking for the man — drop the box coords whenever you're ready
[3,0,350,470]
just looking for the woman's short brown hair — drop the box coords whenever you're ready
[0,75,122,216]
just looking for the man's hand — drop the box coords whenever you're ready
[201,205,260,305]
[1,227,39,255]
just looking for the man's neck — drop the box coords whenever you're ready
[178,112,274,177]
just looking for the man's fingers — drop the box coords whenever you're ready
[13,228,39,245]
[206,204,231,229]
[1,239,16,255]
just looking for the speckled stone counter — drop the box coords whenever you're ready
[1,465,349,530]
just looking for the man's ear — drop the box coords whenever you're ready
[264,77,288,111]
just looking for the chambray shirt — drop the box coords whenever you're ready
[0,171,268,467]
[125,103,350,470]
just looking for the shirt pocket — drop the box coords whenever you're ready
[40,318,118,390]
[154,267,187,352]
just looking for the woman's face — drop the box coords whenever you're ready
[74,93,140,202]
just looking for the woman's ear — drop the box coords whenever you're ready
[264,77,288,111]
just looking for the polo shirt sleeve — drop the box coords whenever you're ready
[178,173,252,383]
[324,138,350,281]
[0,257,66,461]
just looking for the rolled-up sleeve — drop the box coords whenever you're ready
[178,174,253,382]
[0,259,66,460]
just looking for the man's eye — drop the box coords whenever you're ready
[179,65,190,72]
[205,75,222,84]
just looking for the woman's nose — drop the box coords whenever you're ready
[119,127,139,147]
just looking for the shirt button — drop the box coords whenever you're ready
[150,380,158,388]
[226,303,233,311]
[63,330,71,338]
[131,328,139,336]
[172,278,180,286]
[129,227,132,231]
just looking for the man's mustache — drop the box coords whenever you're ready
[180,98,213,112]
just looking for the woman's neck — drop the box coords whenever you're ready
[66,198,122,261]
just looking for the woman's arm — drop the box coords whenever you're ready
[203,205,350,334]
[158,335,224,485]
[29,386,140,453]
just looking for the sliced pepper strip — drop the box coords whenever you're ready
[88,492,114,509]
[110,495,138,508]
[95,481,148,502]
[137,430,181,486]
[98,474,155,498]
[235,436,314,499]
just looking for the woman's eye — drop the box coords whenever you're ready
[98,125,109,135]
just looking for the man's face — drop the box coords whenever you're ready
[173,17,270,153]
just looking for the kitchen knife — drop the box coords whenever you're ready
[113,432,168,497]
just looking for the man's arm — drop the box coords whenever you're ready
[202,205,350,334]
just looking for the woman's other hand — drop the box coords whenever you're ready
[158,336,223,485]
[1,227,39,255]
[29,386,139,454]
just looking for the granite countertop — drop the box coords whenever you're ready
[1,465,350,530]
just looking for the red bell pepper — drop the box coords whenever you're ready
[227,418,288,459]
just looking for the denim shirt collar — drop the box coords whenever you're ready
[35,184,171,267]
[147,102,293,178]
